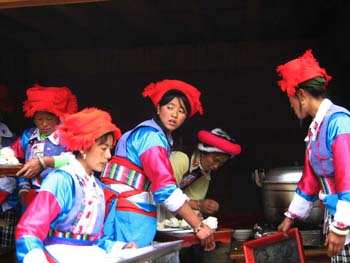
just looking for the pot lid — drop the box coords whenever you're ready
[263,166,303,183]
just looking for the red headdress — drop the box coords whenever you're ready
[57,107,122,151]
[197,128,241,156]
[276,49,332,96]
[23,84,78,120]
[142,79,203,117]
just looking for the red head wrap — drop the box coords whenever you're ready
[57,107,122,151]
[276,49,332,96]
[197,128,241,156]
[23,84,78,120]
[142,79,203,117]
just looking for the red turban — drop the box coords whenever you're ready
[276,49,332,96]
[58,107,122,151]
[142,79,203,117]
[197,128,241,156]
[23,84,78,120]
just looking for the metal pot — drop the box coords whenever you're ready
[253,166,324,225]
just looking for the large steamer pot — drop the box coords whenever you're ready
[255,166,324,225]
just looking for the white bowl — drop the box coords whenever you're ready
[233,229,252,242]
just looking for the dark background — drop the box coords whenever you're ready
[1,0,350,223]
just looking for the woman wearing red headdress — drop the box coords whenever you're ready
[100,79,215,251]
[15,108,137,263]
[276,50,350,261]
[169,128,241,216]
[10,84,78,210]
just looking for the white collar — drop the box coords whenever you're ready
[29,128,61,145]
[305,98,332,142]
[67,155,96,185]
[190,151,212,180]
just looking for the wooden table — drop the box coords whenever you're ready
[0,164,22,177]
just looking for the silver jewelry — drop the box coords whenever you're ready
[37,155,46,169]
[329,223,349,236]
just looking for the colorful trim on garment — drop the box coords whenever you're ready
[319,176,335,194]
[101,160,151,191]
[47,229,100,242]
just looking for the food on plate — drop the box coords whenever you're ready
[157,217,190,229]
[203,216,218,230]
[0,147,20,165]
[157,216,218,231]
[179,218,191,229]
[0,147,22,177]
[164,217,181,228]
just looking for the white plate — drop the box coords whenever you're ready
[157,227,182,232]
[170,229,194,234]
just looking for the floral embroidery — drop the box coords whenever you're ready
[70,171,103,234]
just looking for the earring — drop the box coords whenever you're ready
[80,151,86,160]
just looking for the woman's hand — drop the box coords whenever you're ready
[176,201,216,251]
[123,242,138,249]
[277,217,294,236]
[16,158,42,178]
[195,223,216,251]
[325,231,346,257]
[198,199,219,215]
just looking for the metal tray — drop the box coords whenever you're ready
[105,240,183,263]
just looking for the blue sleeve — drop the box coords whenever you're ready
[126,127,170,168]
[15,170,72,263]
[17,129,32,188]
[40,169,75,225]
[19,128,34,156]
[327,112,350,152]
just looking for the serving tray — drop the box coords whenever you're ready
[0,164,23,177]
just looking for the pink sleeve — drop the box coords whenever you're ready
[297,150,321,195]
[332,133,350,192]
[0,190,9,204]
[11,137,24,159]
[16,190,61,241]
[140,146,177,192]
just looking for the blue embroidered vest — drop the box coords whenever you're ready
[309,104,350,177]
[115,119,171,160]
[52,167,105,234]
